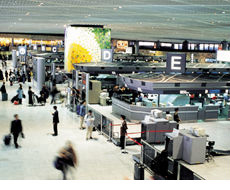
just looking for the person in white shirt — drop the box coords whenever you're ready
[84,110,95,140]
[165,111,173,121]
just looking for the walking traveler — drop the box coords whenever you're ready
[54,141,78,180]
[10,114,24,149]
[51,86,58,104]
[84,110,94,140]
[17,84,24,104]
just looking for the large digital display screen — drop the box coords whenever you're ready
[64,26,111,72]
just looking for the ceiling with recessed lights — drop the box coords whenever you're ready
[0,0,229,42]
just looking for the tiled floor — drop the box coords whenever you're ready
[0,64,141,180]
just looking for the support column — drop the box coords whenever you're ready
[76,70,79,89]
[85,73,90,112]
[37,57,45,92]
[134,41,139,55]
[52,62,56,80]
[12,50,17,68]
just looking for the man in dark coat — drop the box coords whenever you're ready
[120,115,128,153]
[5,70,8,81]
[10,114,23,148]
[28,86,34,106]
[173,108,181,129]
[52,106,59,136]
[0,81,6,94]
[0,69,4,80]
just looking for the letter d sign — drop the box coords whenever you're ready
[102,49,113,62]
[166,53,186,74]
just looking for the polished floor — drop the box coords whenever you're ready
[0,64,141,180]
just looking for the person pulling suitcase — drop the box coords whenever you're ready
[10,114,24,149]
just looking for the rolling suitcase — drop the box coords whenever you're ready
[14,101,19,105]
[11,95,19,103]
[3,134,11,146]
[2,93,8,101]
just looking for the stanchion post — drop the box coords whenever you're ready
[107,121,112,142]
[177,162,181,180]
[100,114,103,135]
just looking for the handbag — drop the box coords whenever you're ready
[54,157,63,170]
[21,132,25,139]
[22,94,26,99]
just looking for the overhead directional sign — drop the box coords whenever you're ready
[166,53,186,74]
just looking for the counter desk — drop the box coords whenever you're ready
[88,104,141,146]
[133,140,230,180]
[112,97,199,122]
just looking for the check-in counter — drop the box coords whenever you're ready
[203,105,219,120]
[112,97,199,122]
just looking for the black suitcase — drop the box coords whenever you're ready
[3,134,11,146]
[2,93,8,101]
[11,95,18,103]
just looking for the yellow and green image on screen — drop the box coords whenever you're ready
[64,26,111,72]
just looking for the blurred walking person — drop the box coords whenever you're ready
[54,141,78,180]
[10,114,24,149]
[51,85,58,104]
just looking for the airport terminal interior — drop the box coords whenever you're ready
[1,0,230,181]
